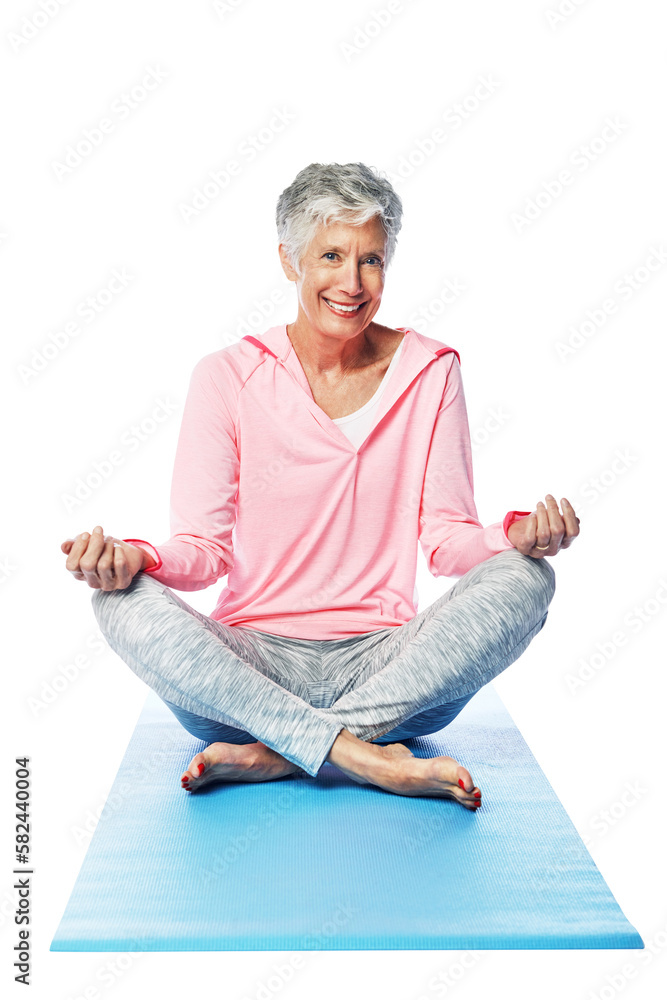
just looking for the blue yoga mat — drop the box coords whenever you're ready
[51,684,643,951]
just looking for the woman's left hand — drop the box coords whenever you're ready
[507,495,580,558]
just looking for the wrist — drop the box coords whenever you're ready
[121,538,159,572]
[141,549,157,571]
[503,509,532,545]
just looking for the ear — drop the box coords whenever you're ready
[278,243,299,282]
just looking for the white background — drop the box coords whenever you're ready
[2,0,666,997]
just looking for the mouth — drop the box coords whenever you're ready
[323,297,365,316]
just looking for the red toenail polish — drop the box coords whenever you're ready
[458,779,465,789]
[474,791,481,798]
[198,763,205,775]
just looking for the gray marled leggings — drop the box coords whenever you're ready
[91,548,555,777]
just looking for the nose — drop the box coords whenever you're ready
[337,258,364,296]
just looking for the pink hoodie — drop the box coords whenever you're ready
[124,324,530,639]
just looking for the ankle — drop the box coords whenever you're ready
[327,728,362,765]
[327,729,395,783]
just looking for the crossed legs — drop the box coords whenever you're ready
[91,548,555,809]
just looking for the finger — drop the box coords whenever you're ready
[534,501,551,550]
[97,535,118,590]
[113,541,132,589]
[560,497,581,548]
[517,511,538,553]
[79,525,107,586]
[65,531,92,574]
[544,494,565,549]
[67,563,86,580]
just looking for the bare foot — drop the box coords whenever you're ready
[327,730,482,811]
[180,741,305,792]
[375,742,415,759]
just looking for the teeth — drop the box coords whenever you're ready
[325,299,361,313]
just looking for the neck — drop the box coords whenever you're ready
[286,320,378,376]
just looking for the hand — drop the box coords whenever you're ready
[61,525,147,590]
[507,495,580,559]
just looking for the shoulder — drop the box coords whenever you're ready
[409,328,460,361]
[371,321,460,359]
[190,337,268,392]
[178,343,259,425]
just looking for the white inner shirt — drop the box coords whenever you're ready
[331,337,417,608]
[331,336,405,449]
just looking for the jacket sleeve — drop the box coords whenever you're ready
[122,355,239,591]
[418,352,531,578]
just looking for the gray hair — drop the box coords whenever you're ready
[276,162,402,276]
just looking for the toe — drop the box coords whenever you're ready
[456,769,474,794]
[455,768,483,808]
[188,753,207,778]
[181,752,207,789]
[470,787,482,809]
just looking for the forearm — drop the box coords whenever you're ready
[122,536,231,590]
[427,513,529,578]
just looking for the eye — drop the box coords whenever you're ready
[364,256,383,266]
[323,252,339,261]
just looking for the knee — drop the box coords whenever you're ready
[90,585,124,636]
[514,549,556,608]
[493,547,555,611]
[89,573,154,633]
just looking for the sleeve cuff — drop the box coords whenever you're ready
[122,538,163,573]
[502,510,533,544]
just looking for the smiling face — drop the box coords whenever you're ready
[279,215,388,343]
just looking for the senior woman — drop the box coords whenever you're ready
[61,162,579,811]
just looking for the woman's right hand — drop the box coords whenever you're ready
[61,525,148,590]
